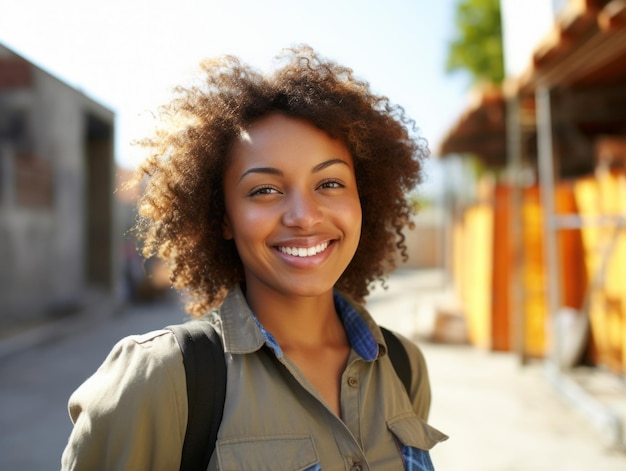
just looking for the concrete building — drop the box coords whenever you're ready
[0,43,117,331]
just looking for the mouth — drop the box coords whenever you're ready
[276,241,331,257]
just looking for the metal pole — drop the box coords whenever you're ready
[505,95,526,364]
[535,86,562,370]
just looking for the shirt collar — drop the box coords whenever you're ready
[218,285,267,355]
[218,285,380,361]
[333,291,379,361]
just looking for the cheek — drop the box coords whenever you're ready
[344,194,363,225]
[334,195,363,240]
[226,205,273,241]
[352,210,363,244]
[350,200,363,247]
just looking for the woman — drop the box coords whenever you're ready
[62,45,447,470]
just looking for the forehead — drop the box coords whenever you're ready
[230,114,352,165]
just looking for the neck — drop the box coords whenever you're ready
[244,286,346,350]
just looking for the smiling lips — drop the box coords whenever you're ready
[277,241,330,257]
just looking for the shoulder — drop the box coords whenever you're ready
[126,328,182,356]
[107,329,184,379]
[62,329,187,470]
[72,328,186,415]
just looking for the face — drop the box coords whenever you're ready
[222,114,362,302]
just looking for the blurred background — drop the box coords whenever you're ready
[1,0,626,469]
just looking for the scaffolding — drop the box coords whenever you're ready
[533,86,624,449]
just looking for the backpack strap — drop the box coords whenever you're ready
[168,320,226,471]
[380,326,412,395]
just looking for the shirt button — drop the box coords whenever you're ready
[351,462,363,471]
[347,376,359,388]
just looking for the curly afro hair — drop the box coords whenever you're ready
[132,45,428,316]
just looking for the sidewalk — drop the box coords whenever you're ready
[366,269,626,471]
[0,297,188,470]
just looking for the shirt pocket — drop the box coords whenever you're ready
[387,413,448,471]
[216,434,320,471]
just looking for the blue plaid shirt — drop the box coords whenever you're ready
[251,290,436,471]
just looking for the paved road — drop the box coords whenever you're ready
[0,300,187,470]
[1,269,625,470]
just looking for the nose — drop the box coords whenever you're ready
[282,191,324,229]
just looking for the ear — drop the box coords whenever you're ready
[222,215,234,240]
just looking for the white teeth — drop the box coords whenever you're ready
[279,242,329,257]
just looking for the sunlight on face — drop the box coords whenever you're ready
[222,114,362,302]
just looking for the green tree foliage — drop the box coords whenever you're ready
[446,0,504,85]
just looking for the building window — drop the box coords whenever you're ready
[0,106,52,208]
[0,106,34,154]
[14,153,53,208]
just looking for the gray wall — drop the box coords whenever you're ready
[0,45,117,328]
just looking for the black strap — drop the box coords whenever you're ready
[168,320,226,471]
[381,327,412,395]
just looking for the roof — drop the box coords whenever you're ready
[439,0,626,167]
[438,87,506,167]
[517,0,626,91]
[0,43,114,118]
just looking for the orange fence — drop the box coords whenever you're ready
[574,170,626,373]
[452,176,625,373]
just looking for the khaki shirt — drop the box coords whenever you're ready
[62,287,446,470]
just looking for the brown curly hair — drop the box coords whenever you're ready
[132,45,427,316]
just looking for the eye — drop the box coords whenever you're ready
[318,179,344,190]
[248,185,280,197]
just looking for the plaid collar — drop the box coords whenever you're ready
[333,291,379,361]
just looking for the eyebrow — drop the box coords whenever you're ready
[238,158,350,182]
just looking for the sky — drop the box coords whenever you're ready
[0,0,470,179]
